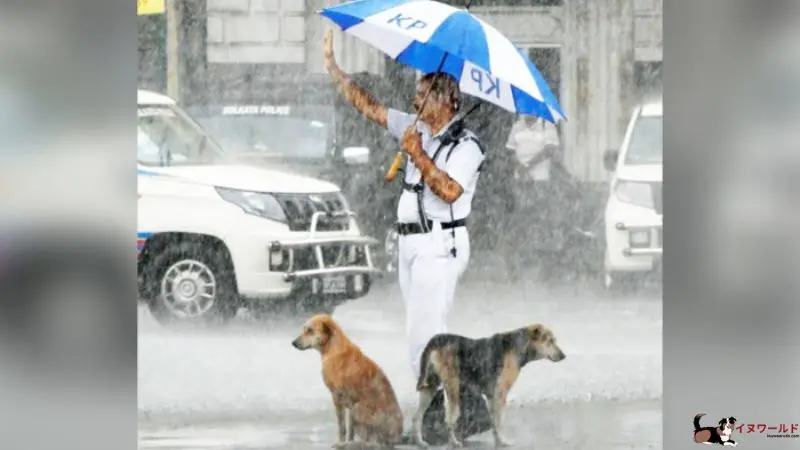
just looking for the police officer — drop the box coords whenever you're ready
[323,29,485,377]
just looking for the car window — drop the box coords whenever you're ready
[195,105,335,160]
[623,115,663,165]
[137,105,225,166]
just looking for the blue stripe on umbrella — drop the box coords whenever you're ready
[511,85,554,120]
[395,41,466,77]
[425,11,490,72]
[320,0,414,31]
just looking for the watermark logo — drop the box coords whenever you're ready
[693,413,739,447]
[693,412,800,445]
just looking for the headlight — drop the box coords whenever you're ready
[215,187,287,223]
[614,181,654,209]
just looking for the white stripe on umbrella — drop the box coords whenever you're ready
[459,60,516,112]
[361,0,456,46]
[346,20,413,59]
[478,16,543,103]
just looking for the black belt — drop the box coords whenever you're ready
[396,219,467,236]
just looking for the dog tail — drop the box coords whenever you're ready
[416,344,433,391]
[416,340,442,391]
[694,413,706,431]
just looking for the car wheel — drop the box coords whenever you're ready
[145,242,239,326]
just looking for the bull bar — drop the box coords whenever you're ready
[615,222,663,257]
[269,211,381,282]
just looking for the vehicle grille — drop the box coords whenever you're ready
[272,192,350,232]
[291,245,368,271]
[652,182,663,215]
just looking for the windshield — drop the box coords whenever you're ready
[196,107,334,160]
[138,104,226,166]
[623,115,663,165]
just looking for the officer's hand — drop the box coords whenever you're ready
[400,126,423,155]
[323,29,338,74]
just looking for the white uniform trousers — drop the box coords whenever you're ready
[398,221,470,378]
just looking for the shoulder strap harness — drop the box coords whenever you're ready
[400,128,486,258]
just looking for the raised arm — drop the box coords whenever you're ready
[324,29,388,128]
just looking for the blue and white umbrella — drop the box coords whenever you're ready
[320,0,565,123]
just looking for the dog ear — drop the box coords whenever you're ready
[316,321,332,346]
[321,321,333,338]
[718,419,727,428]
[528,324,543,340]
[729,417,737,423]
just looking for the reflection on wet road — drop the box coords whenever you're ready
[139,278,662,449]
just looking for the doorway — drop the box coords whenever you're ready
[521,45,563,143]
[525,46,562,105]
[634,60,663,100]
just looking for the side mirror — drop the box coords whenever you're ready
[342,146,370,165]
[603,149,619,172]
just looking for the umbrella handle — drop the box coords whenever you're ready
[385,151,405,182]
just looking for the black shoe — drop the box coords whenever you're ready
[416,385,493,446]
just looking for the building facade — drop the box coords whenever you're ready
[201,0,662,182]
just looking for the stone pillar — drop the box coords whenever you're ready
[564,0,635,182]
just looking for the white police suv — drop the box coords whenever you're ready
[137,90,379,324]
[602,99,663,290]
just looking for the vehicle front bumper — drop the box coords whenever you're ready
[228,212,381,300]
[605,201,662,273]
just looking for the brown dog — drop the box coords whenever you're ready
[412,324,566,448]
[292,313,403,448]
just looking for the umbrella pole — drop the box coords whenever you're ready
[384,0,476,183]
[384,53,449,182]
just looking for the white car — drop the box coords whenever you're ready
[137,90,379,324]
[602,100,663,289]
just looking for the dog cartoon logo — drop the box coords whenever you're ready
[694,413,739,446]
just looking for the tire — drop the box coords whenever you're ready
[144,241,239,326]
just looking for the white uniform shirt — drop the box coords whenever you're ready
[505,117,559,181]
[387,109,485,224]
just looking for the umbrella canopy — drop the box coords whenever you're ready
[320,0,565,123]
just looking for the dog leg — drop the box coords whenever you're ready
[443,378,463,448]
[348,403,373,443]
[346,409,355,442]
[412,387,437,448]
[363,426,382,447]
[486,392,513,448]
[723,442,737,447]
[333,395,347,446]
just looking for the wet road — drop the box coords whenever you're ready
[138,276,662,449]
